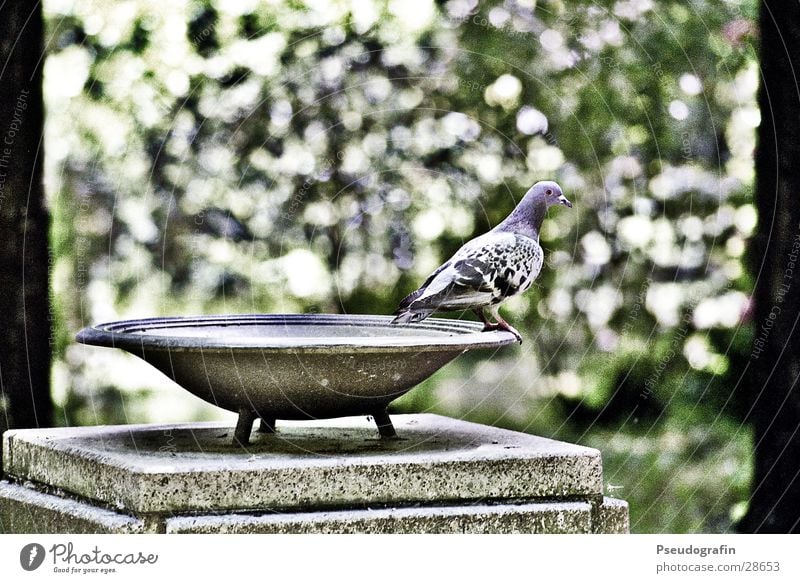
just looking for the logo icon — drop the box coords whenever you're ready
[20,543,46,571]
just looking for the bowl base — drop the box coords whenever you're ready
[232,408,397,445]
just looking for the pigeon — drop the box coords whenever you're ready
[391,181,572,342]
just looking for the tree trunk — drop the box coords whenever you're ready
[740,1,800,533]
[0,2,52,471]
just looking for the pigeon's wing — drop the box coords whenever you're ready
[394,259,452,312]
[395,232,509,311]
[408,232,533,310]
[428,257,498,308]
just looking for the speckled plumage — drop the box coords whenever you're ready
[392,181,571,341]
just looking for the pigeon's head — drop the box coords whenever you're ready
[498,180,571,237]
[528,180,572,208]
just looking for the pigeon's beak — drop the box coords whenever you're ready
[558,194,573,208]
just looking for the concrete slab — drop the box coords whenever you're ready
[3,414,602,514]
[594,497,629,534]
[0,481,629,534]
[165,501,594,534]
[0,481,145,534]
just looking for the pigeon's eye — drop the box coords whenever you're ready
[546,189,553,195]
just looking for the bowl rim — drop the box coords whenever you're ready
[75,314,517,353]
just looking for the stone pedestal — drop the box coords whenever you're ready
[0,414,628,533]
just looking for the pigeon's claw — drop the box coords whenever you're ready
[497,321,523,344]
[480,321,522,343]
[485,306,523,343]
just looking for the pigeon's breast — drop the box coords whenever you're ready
[490,236,543,303]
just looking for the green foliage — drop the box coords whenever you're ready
[586,419,753,533]
[45,0,757,532]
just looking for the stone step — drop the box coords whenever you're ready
[0,480,628,534]
[3,414,603,514]
[166,499,629,534]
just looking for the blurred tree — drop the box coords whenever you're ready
[740,0,800,534]
[0,1,52,471]
[45,1,757,420]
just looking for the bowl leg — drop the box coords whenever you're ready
[234,408,257,446]
[258,416,276,433]
[372,409,397,439]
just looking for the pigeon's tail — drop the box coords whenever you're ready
[391,308,432,325]
[391,285,433,324]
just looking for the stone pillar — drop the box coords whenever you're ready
[0,414,628,533]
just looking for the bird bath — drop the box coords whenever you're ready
[75,314,516,444]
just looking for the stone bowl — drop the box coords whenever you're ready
[75,314,515,444]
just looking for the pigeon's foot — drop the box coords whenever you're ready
[497,320,523,343]
[480,322,522,343]
[482,307,523,343]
